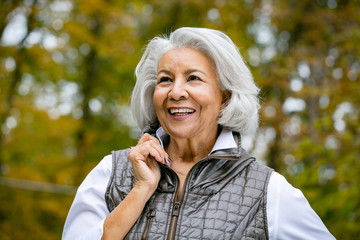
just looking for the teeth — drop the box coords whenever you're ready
[169,108,195,114]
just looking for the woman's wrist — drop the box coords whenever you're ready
[102,183,155,239]
[133,182,157,201]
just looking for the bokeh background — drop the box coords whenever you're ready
[0,0,359,239]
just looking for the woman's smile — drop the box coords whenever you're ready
[168,107,196,120]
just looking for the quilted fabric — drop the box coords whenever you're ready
[105,131,273,240]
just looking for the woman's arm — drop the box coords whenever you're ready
[63,133,168,240]
[101,133,169,239]
[101,184,155,239]
[267,172,336,240]
[62,155,112,240]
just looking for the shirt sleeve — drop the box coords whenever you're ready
[62,155,113,240]
[267,172,336,240]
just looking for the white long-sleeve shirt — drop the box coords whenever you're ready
[62,129,335,240]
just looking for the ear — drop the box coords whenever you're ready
[221,91,231,110]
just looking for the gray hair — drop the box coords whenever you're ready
[131,27,260,135]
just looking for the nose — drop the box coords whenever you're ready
[168,78,189,100]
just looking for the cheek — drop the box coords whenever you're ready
[153,88,167,111]
[196,89,223,109]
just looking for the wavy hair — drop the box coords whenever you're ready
[131,27,260,135]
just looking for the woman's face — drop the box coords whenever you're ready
[153,47,224,140]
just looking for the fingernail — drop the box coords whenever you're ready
[167,157,172,164]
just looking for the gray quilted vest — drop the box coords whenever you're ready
[105,131,273,240]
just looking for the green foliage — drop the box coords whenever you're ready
[0,0,359,239]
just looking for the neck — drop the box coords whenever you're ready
[166,126,220,164]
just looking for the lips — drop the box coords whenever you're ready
[168,108,195,116]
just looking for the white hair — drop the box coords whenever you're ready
[131,27,260,135]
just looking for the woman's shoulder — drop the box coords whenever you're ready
[90,154,113,175]
[77,154,113,190]
[267,171,306,203]
[98,154,113,170]
[267,171,304,196]
[91,148,131,174]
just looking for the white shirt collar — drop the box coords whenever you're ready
[155,127,237,155]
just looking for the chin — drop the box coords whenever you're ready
[167,128,195,139]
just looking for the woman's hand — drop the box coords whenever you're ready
[129,133,169,197]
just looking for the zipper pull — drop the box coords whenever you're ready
[147,208,156,218]
[172,202,181,217]
[142,209,156,240]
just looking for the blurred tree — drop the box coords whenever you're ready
[254,0,360,238]
[0,0,38,170]
[0,0,137,238]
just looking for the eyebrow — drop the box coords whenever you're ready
[157,68,206,76]
[157,69,173,76]
[184,69,206,76]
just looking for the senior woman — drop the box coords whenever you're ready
[62,27,334,240]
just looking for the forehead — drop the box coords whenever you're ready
[158,47,214,70]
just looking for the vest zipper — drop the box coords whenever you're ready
[166,167,191,240]
[165,157,232,240]
[142,209,156,240]
[167,201,180,240]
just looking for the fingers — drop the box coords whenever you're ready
[130,133,170,165]
[137,133,157,144]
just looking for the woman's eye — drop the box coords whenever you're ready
[188,75,200,81]
[158,76,172,83]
